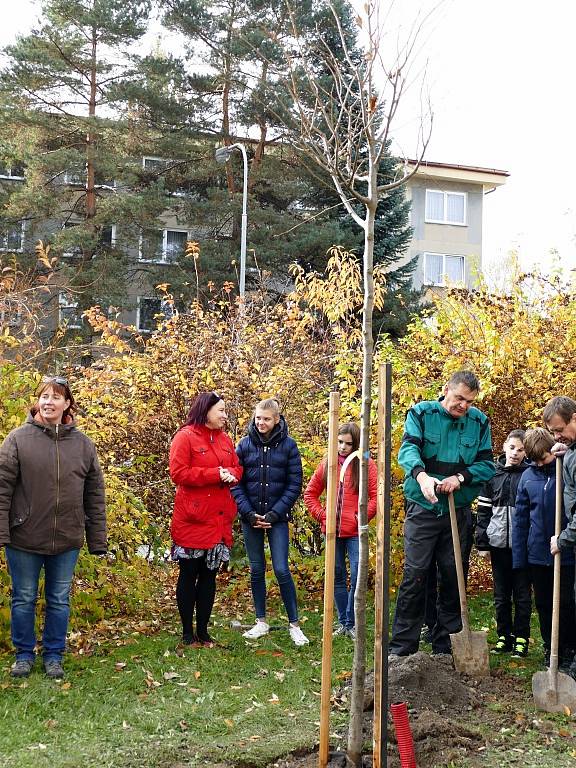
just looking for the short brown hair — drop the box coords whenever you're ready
[505,429,525,443]
[446,370,480,392]
[523,427,554,462]
[543,396,576,426]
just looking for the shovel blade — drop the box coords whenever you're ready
[532,669,576,713]
[449,629,490,677]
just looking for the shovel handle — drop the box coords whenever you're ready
[549,458,563,677]
[448,492,471,637]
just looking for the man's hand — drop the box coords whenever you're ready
[551,535,560,555]
[435,475,461,495]
[551,442,569,457]
[477,550,491,559]
[417,473,441,504]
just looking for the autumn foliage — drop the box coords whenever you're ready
[1,251,576,639]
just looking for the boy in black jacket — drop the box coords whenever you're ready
[476,429,532,657]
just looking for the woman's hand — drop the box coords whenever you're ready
[219,467,236,484]
[253,514,272,529]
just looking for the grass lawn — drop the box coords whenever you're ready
[0,602,356,768]
[1,589,575,768]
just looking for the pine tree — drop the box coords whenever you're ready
[0,0,203,333]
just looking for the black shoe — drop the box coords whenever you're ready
[510,637,528,658]
[559,648,576,673]
[491,635,514,654]
[10,659,34,678]
[44,660,64,679]
[195,633,214,647]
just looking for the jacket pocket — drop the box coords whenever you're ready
[9,505,31,529]
[459,436,477,464]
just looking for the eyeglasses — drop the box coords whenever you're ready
[42,376,69,387]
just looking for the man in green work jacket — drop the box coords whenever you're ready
[390,370,495,657]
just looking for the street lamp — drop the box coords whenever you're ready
[215,143,248,300]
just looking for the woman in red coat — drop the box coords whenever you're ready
[169,392,242,646]
[304,423,377,638]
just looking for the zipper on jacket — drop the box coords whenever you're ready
[52,424,61,553]
[259,446,269,513]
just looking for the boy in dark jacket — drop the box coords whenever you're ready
[513,428,576,668]
[476,429,531,657]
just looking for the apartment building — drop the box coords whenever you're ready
[403,160,508,294]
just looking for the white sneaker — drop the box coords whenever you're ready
[289,624,309,646]
[243,621,270,639]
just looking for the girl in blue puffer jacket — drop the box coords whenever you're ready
[231,399,309,646]
[512,427,576,668]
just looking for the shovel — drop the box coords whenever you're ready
[447,491,490,676]
[532,458,576,712]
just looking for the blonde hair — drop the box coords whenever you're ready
[523,427,554,462]
[255,398,280,417]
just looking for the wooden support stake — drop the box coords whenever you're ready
[373,363,392,768]
[319,391,341,768]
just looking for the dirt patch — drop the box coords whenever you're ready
[267,653,576,768]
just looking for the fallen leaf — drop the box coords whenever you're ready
[224,719,234,728]
[274,672,285,682]
[60,682,71,691]
[122,721,131,730]
[115,662,127,671]
[564,705,572,716]
[179,720,189,731]
[268,693,279,703]
[44,719,58,729]
[194,671,201,679]
[163,672,180,680]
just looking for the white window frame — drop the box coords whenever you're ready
[143,156,169,170]
[425,189,467,226]
[100,224,117,248]
[0,221,25,252]
[58,292,83,329]
[0,163,25,180]
[136,296,175,333]
[0,297,23,327]
[138,228,190,264]
[61,168,86,186]
[422,252,466,287]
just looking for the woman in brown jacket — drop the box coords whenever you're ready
[0,376,106,679]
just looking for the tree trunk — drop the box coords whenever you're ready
[347,167,377,766]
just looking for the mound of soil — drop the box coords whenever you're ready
[269,652,530,768]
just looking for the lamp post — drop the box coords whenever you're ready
[215,143,248,300]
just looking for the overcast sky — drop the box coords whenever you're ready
[2,0,575,281]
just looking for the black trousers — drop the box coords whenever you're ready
[423,510,474,631]
[390,502,469,655]
[490,547,532,640]
[530,563,576,656]
[176,556,217,640]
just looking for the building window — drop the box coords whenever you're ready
[0,222,25,252]
[142,156,169,171]
[136,297,175,332]
[425,190,466,225]
[100,224,116,248]
[139,229,189,263]
[59,292,83,329]
[423,252,465,286]
[0,162,25,179]
[0,297,22,328]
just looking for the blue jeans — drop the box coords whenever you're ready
[334,536,359,629]
[5,546,80,662]
[241,521,299,623]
